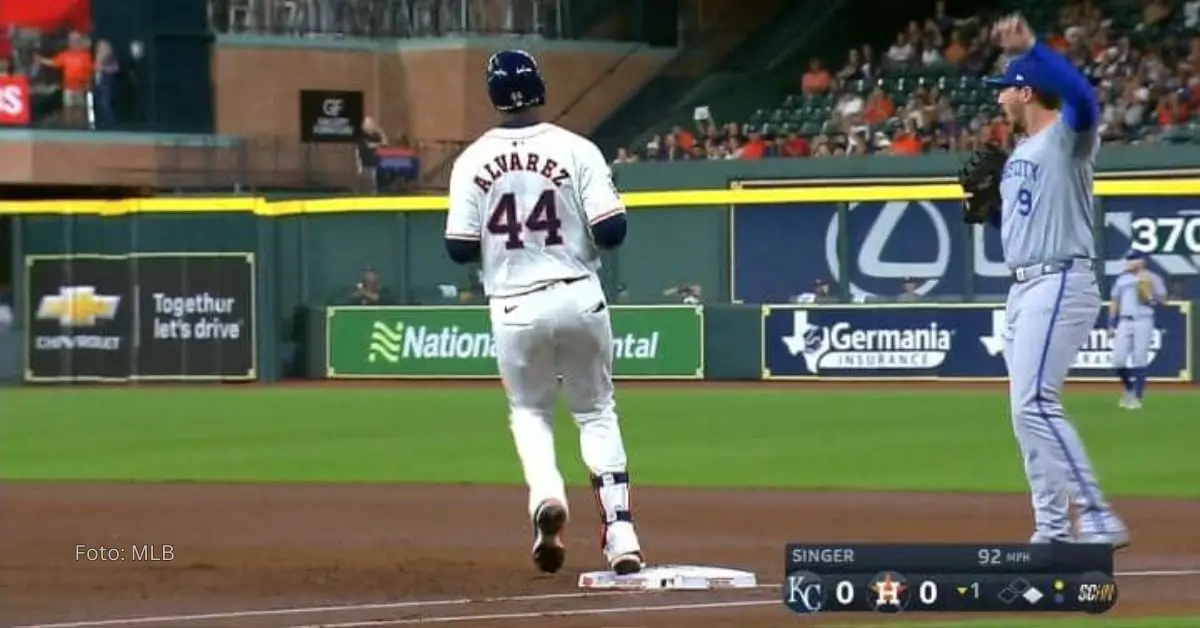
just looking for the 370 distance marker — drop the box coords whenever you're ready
[783,571,1117,614]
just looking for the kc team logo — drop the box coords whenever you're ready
[779,310,953,373]
[978,309,1166,369]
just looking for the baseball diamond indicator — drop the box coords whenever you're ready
[869,574,1115,612]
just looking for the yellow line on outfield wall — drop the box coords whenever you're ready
[0,179,1195,216]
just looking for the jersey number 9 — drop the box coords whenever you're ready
[488,190,564,250]
[1016,188,1033,216]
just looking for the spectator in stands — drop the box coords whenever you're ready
[793,278,836,304]
[667,132,693,160]
[724,135,744,159]
[1156,89,1191,128]
[644,135,661,160]
[833,89,864,132]
[920,38,944,67]
[643,0,1200,161]
[1168,279,1186,299]
[612,283,631,304]
[782,130,810,157]
[766,133,787,158]
[612,147,637,164]
[801,58,831,94]
[885,32,915,68]
[92,39,119,129]
[740,129,767,159]
[356,116,388,192]
[671,124,695,152]
[663,284,702,304]
[863,86,895,126]
[897,277,921,302]
[836,48,866,83]
[944,30,967,64]
[35,31,92,128]
[859,44,878,78]
[891,118,922,155]
[868,131,891,154]
[347,266,396,306]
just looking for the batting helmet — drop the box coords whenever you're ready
[486,49,546,112]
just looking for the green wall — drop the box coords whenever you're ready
[12,142,1200,381]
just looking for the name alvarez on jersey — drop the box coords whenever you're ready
[471,151,570,193]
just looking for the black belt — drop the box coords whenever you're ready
[1011,258,1093,283]
[508,276,586,298]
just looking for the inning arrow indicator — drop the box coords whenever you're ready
[957,586,968,596]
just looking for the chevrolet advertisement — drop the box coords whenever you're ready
[25,254,257,382]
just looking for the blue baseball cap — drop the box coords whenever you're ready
[1124,249,1147,260]
[983,54,1057,94]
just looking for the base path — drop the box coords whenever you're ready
[2,483,1198,627]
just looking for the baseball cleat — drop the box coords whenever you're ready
[610,552,644,575]
[1077,530,1131,550]
[531,500,568,574]
[1118,393,1141,409]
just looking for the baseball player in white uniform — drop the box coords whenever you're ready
[443,49,644,576]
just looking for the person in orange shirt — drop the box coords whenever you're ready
[1156,91,1191,127]
[890,119,924,155]
[36,32,94,127]
[801,58,832,94]
[672,125,695,151]
[863,87,895,125]
[783,131,810,157]
[740,130,768,159]
[943,30,968,65]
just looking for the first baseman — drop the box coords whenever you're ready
[1108,250,1166,409]
[961,14,1128,548]
[443,49,645,575]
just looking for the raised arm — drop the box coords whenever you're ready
[992,13,1098,132]
[1024,42,1098,132]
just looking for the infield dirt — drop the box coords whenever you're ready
[3,380,1197,627]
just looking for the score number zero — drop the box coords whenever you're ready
[830,578,942,606]
[1129,215,1200,254]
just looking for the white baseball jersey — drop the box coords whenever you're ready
[444,122,624,298]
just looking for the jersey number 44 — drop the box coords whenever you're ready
[487,190,564,250]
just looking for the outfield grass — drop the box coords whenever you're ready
[1,386,1195,497]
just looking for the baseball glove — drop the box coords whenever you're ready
[958,143,1009,225]
[1137,272,1154,303]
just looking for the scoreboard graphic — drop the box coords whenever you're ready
[782,544,1117,614]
